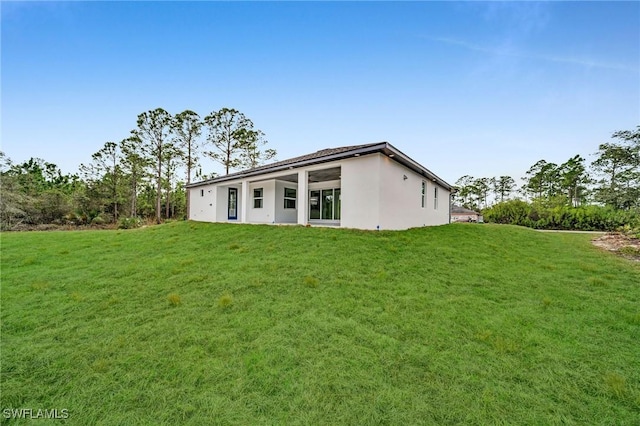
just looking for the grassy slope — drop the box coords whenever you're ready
[1,223,639,425]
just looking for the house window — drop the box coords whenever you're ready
[421,181,425,208]
[253,188,263,208]
[284,188,296,209]
[434,187,438,209]
[200,189,204,197]
[309,188,341,221]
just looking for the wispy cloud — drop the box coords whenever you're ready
[428,36,638,72]
[478,2,551,35]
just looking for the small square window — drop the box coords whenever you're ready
[284,199,296,209]
[284,188,296,199]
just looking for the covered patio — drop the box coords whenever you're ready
[225,166,342,226]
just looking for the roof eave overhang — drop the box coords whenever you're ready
[382,145,453,191]
[186,142,453,191]
[186,143,388,188]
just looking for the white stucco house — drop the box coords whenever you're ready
[187,142,453,230]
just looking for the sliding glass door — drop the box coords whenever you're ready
[321,189,333,220]
[310,190,321,220]
[309,188,340,221]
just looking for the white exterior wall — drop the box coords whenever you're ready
[215,186,227,221]
[378,156,450,230]
[188,151,451,230]
[378,155,423,230]
[340,153,450,230]
[189,185,217,222]
[247,181,276,223]
[275,180,298,223]
[214,183,243,222]
[425,179,451,226]
[340,155,382,230]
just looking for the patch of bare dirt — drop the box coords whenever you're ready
[592,233,640,262]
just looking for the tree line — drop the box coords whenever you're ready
[454,126,640,230]
[0,107,276,230]
[454,126,639,211]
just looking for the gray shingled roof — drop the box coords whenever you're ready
[451,205,479,214]
[221,142,380,180]
[187,141,453,190]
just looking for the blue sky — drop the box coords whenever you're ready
[2,1,639,185]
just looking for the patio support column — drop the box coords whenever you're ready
[241,180,249,223]
[297,170,308,226]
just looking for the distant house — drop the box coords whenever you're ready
[451,205,481,223]
[186,142,453,230]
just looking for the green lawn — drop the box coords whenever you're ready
[1,222,639,424]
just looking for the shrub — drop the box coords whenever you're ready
[483,201,639,231]
[91,216,106,225]
[482,199,532,226]
[118,217,142,229]
[64,212,88,226]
